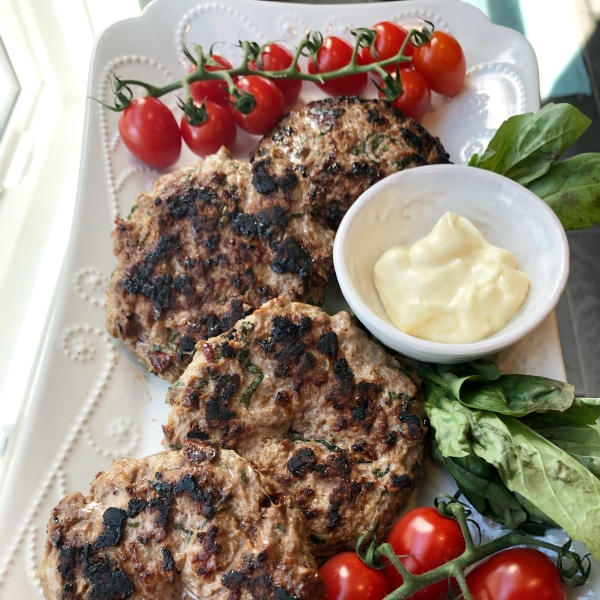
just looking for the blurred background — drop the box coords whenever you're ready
[0,0,598,464]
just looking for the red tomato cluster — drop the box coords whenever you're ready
[118,25,467,167]
[119,44,299,167]
[319,508,567,600]
[364,22,466,120]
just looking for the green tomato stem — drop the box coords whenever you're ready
[105,27,420,111]
[365,499,589,600]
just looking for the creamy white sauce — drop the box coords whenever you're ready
[374,212,530,344]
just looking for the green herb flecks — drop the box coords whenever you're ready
[372,465,390,478]
[168,380,185,392]
[219,205,230,227]
[240,321,254,344]
[309,534,327,546]
[240,373,264,405]
[289,431,310,443]
[238,349,261,374]
[127,204,139,219]
[174,522,193,540]
[237,348,264,405]
[215,492,233,515]
[241,470,249,484]
[389,391,410,402]
[315,438,345,452]
[127,522,140,528]
[169,331,180,348]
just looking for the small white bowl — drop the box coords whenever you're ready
[333,165,569,363]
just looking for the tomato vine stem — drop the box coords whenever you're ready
[357,495,590,600]
[100,25,432,120]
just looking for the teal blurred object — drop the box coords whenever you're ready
[462,0,591,98]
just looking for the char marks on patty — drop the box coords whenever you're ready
[163,299,427,559]
[252,96,450,228]
[106,148,334,382]
[37,439,324,600]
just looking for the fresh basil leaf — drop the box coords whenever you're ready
[431,439,551,533]
[471,413,600,561]
[527,153,600,230]
[426,401,472,458]
[466,359,502,381]
[533,424,600,478]
[512,491,558,532]
[435,359,500,381]
[458,375,574,417]
[432,441,524,526]
[420,369,450,405]
[523,397,600,428]
[469,103,591,185]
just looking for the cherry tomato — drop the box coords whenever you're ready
[229,75,285,135]
[119,97,181,168]
[384,507,466,600]
[465,548,566,600]
[378,68,431,120]
[413,31,466,96]
[320,552,391,600]
[249,43,302,105]
[180,100,236,157]
[189,54,233,107]
[307,36,368,96]
[362,21,414,72]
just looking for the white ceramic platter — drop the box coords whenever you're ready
[1,0,597,597]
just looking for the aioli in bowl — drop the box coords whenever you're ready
[374,212,530,344]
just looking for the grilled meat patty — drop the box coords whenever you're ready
[252,96,451,228]
[37,439,324,600]
[163,299,427,559]
[106,148,334,381]
[107,98,450,381]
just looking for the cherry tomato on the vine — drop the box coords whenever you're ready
[249,43,302,105]
[119,97,181,168]
[320,552,391,600]
[229,75,285,135]
[378,68,431,120]
[413,31,466,96]
[362,21,414,73]
[180,100,236,157]
[189,54,233,107]
[384,507,466,600]
[307,36,368,96]
[465,548,566,600]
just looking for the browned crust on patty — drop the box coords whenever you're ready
[37,439,324,600]
[163,299,427,559]
[106,149,334,382]
[252,96,451,228]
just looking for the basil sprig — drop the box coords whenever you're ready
[527,153,600,230]
[469,103,600,231]
[423,361,600,560]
